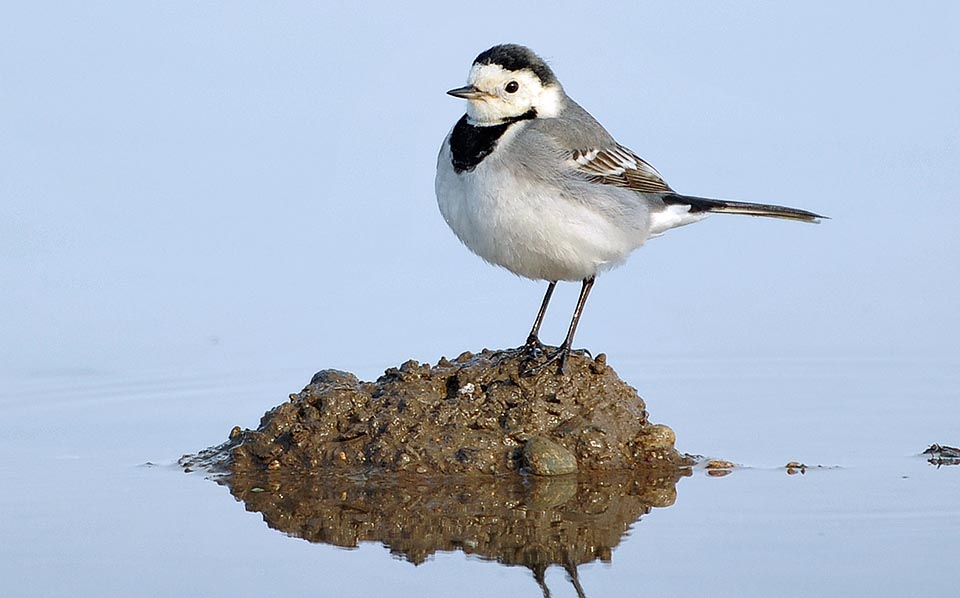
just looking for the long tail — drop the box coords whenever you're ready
[663,193,826,223]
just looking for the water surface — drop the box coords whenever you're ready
[1,356,956,597]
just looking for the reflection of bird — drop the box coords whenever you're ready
[436,44,824,373]
[530,561,588,598]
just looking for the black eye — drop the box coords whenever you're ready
[504,81,519,93]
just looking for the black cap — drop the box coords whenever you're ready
[473,44,557,85]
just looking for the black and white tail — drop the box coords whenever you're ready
[663,193,825,223]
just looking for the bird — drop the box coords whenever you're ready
[435,44,823,374]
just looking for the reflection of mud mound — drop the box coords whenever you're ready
[223,469,686,573]
[187,349,689,476]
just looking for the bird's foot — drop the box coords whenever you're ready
[521,334,547,357]
[516,336,548,375]
[521,343,574,376]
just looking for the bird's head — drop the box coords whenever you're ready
[447,44,564,125]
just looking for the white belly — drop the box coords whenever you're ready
[436,140,651,282]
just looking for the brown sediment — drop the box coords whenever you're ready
[183,348,692,476]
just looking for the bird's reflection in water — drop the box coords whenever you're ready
[222,467,688,597]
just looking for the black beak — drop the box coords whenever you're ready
[446,85,484,100]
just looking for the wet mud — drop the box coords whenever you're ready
[185,349,691,476]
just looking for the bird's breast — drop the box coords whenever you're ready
[436,137,649,282]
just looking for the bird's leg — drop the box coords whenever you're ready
[526,277,595,375]
[523,281,556,354]
[555,277,595,372]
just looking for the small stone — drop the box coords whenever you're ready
[637,424,675,449]
[229,426,242,439]
[785,461,806,475]
[310,369,359,386]
[522,436,578,476]
[705,460,735,471]
[399,360,420,373]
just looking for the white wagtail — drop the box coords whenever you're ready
[435,44,823,373]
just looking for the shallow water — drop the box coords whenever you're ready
[1,356,957,597]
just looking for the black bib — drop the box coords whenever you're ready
[449,110,536,173]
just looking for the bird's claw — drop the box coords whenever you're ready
[521,335,547,357]
[520,343,572,376]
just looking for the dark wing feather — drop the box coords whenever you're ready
[570,144,673,194]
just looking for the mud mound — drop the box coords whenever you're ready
[185,349,689,476]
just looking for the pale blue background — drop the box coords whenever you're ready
[3,2,958,380]
[2,3,960,597]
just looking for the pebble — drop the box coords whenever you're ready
[638,424,675,449]
[522,436,578,476]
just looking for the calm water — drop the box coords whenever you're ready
[1,355,957,597]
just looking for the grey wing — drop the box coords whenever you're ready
[569,144,674,194]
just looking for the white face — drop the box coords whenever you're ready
[464,63,563,124]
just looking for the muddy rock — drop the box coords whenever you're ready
[522,436,579,475]
[186,349,690,476]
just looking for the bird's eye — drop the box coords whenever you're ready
[504,81,519,93]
